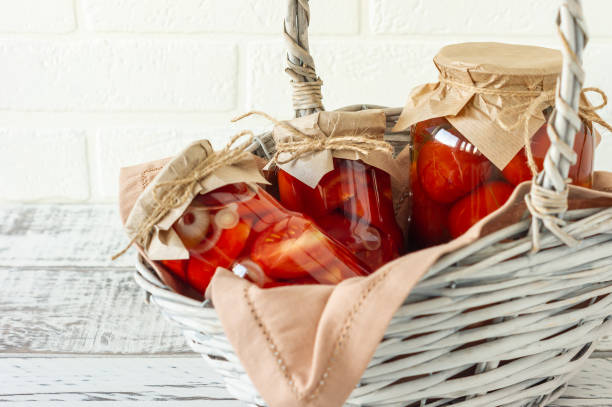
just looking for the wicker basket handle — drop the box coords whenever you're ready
[284,0,324,117]
[528,0,588,248]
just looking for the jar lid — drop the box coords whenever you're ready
[434,42,562,76]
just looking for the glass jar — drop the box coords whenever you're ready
[409,117,594,249]
[277,158,403,272]
[161,182,370,292]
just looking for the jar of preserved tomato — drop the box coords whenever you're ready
[122,139,370,295]
[162,182,371,292]
[273,109,404,271]
[393,42,597,249]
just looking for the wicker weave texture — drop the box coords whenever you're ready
[135,169,612,407]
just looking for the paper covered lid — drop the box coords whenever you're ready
[434,42,562,76]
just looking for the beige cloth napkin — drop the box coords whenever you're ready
[119,155,612,406]
[208,175,612,406]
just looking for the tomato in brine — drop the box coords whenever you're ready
[408,162,451,249]
[409,112,595,249]
[161,182,371,292]
[417,128,492,204]
[502,124,594,188]
[278,157,403,272]
[448,181,514,239]
[250,216,369,283]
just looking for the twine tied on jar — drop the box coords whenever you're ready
[233,111,394,165]
[439,77,611,178]
[112,132,255,260]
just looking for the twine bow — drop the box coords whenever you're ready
[112,131,255,260]
[499,86,611,178]
[525,180,576,252]
[233,111,394,165]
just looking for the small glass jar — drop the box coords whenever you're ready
[409,117,594,249]
[161,182,370,292]
[277,158,403,272]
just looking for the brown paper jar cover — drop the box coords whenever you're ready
[123,140,269,261]
[273,109,403,187]
[272,109,406,271]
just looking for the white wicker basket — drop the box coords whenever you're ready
[134,1,612,406]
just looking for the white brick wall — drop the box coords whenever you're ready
[0,0,611,203]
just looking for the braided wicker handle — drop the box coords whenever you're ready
[544,1,587,189]
[529,0,588,248]
[284,0,323,117]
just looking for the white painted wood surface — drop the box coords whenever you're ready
[0,268,188,354]
[0,356,610,406]
[0,357,236,404]
[2,204,612,405]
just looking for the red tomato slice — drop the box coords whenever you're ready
[409,162,451,248]
[278,169,335,216]
[344,196,402,248]
[339,164,399,235]
[318,159,369,210]
[160,258,213,294]
[501,150,536,186]
[278,169,310,213]
[417,129,492,204]
[278,159,369,218]
[448,181,514,238]
[250,216,369,283]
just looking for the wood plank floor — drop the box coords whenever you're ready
[2,204,612,405]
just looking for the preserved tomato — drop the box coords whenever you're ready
[501,123,594,188]
[409,116,594,247]
[250,216,368,284]
[161,183,370,293]
[278,158,403,272]
[416,128,492,203]
[408,162,451,249]
[448,181,514,239]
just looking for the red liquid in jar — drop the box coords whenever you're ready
[409,117,594,248]
[278,158,403,272]
[161,183,370,293]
